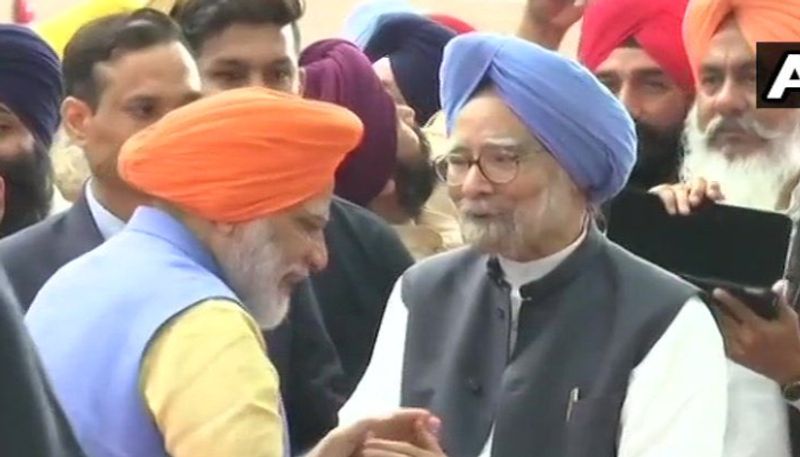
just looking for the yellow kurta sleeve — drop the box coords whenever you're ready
[140,299,283,457]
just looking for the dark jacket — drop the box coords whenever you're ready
[312,197,415,397]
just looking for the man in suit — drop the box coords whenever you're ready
[175,0,415,403]
[0,9,345,453]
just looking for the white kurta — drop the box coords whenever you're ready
[340,237,734,457]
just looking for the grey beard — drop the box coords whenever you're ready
[215,221,290,330]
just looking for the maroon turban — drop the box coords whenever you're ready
[300,39,398,208]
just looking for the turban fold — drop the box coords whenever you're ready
[683,0,800,82]
[364,13,456,125]
[440,34,636,204]
[0,25,63,149]
[119,87,364,222]
[579,0,694,94]
[300,39,398,208]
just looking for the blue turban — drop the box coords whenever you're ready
[364,13,456,125]
[0,25,63,150]
[440,34,636,204]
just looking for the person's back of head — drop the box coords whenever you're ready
[174,0,304,94]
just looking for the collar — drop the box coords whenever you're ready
[124,206,222,278]
[497,228,588,290]
[85,182,126,241]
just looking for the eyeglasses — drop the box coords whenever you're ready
[434,148,525,186]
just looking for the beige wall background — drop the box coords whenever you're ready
[1,0,580,55]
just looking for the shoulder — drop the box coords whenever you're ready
[0,212,67,258]
[159,299,262,345]
[602,240,698,295]
[401,246,486,292]
[329,196,414,272]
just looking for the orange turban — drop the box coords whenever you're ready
[683,0,800,82]
[119,87,364,222]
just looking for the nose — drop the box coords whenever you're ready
[712,78,749,118]
[618,83,643,119]
[459,162,493,199]
[308,233,329,274]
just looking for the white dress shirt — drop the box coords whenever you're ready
[725,362,791,457]
[85,182,125,240]
[340,237,728,457]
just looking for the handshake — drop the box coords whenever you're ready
[309,409,447,457]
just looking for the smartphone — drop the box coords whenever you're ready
[683,274,779,320]
[605,188,792,318]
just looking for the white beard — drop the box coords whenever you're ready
[215,219,290,330]
[681,105,800,212]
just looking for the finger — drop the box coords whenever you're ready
[688,178,707,207]
[707,181,725,201]
[724,334,746,361]
[365,439,427,456]
[651,185,679,215]
[675,185,693,215]
[716,304,742,332]
[713,288,762,326]
[362,449,410,457]
[773,281,798,322]
[415,418,444,453]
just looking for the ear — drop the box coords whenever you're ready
[377,178,396,198]
[60,96,93,148]
[214,220,236,236]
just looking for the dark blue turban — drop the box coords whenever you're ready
[364,13,455,126]
[0,25,63,149]
[440,34,636,204]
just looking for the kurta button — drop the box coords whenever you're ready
[496,307,505,319]
[466,377,483,395]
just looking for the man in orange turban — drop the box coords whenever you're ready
[24,86,442,457]
[652,1,800,456]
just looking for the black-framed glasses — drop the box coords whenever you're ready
[434,150,523,186]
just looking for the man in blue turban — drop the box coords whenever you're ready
[364,13,455,125]
[342,34,728,457]
[0,25,62,237]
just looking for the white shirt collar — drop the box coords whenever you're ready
[498,228,588,290]
[85,182,126,241]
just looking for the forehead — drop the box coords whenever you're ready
[198,23,296,66]
[701,20,753,69]
[451,90,533,143]
[97,42,202,99]
[594,47,666,77]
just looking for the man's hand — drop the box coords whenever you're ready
[649,178,725,215]
[713,281,800,385]
[518,0,586,50]
[363,415,446,457]
[309,409,443,457]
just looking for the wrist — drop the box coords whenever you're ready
[521,22,568,50]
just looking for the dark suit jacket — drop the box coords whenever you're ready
[312,197,414,396]
[0,193,345,453]
[0,269,86,457]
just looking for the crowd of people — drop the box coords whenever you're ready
[1,0,800,456]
